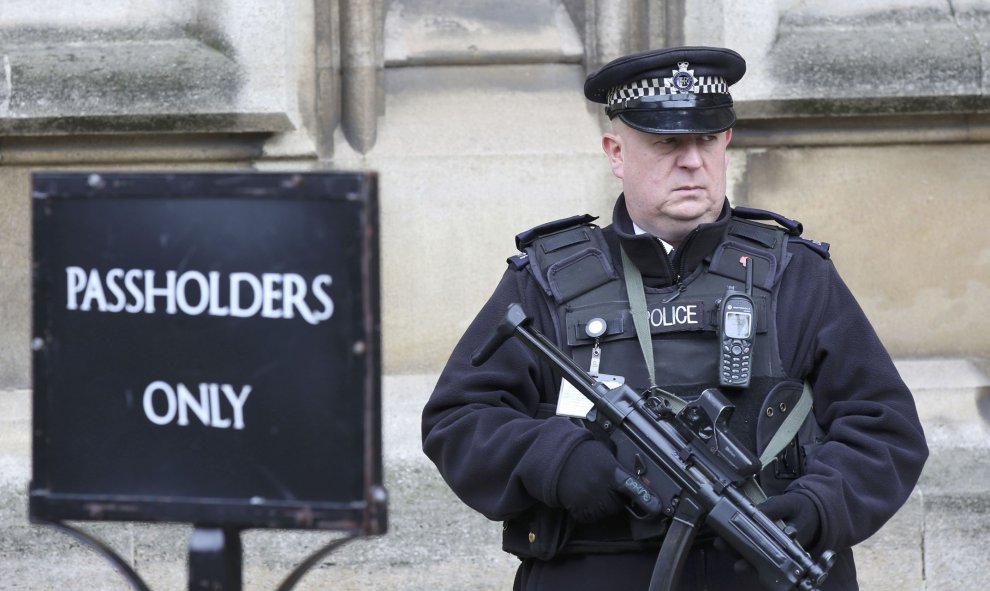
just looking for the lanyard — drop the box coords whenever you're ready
[619,245,686,413]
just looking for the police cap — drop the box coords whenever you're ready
[584,46,746,135]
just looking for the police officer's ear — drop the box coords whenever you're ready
[601,130,624,180]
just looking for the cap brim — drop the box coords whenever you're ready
[618,107,736,135]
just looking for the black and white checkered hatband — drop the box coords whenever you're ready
[607,75,729,107]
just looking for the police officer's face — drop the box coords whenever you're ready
[602,121,731,243]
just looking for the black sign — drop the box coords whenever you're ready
[29,172,385,534]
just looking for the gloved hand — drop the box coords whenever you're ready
[711,492,822,575]
[711,537,753,575]
[556,440,636,523]
[759,492,822,549]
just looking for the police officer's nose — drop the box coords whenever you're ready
[676,140,704,169]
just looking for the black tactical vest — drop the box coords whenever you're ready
[503,212,820,560]
[501,210,824,560]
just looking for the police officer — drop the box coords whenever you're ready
[422,46,929,590]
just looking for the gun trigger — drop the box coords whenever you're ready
[634,453,647,477]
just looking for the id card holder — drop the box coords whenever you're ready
[556,374,624,418]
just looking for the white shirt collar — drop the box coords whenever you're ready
[632,222,675,255]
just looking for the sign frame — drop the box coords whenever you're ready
[29,172,386,535]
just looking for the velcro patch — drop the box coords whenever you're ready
[646,300,706,333]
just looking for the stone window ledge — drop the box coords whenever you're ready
[0,28,293,136]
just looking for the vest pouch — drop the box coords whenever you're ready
[546,248,618,304]
[756,380,824,496]
[709,240,778,292]
[502,505,575,560]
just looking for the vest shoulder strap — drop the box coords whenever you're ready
[515,214,598,250]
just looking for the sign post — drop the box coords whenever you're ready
[29,172,385,589]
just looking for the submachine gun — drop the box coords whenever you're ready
[471,303,836,591]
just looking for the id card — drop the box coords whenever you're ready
[555,374,625,418]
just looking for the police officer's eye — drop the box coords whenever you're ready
[701,135,717,142]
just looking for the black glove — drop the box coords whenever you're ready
[759,492,821,549]
[712,492,822,575]
[555,440,632,523]
[711,537,753,575]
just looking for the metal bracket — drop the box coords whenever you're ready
[37,519,362,591]
[35,519,152,591]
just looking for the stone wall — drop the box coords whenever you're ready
[1,0,988,589]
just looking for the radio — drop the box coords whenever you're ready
[718,257,755,388]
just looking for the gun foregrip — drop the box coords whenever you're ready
[706,497,828,591]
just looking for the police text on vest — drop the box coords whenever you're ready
[649,303,702,328]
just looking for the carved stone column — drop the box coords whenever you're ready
[339,0,384,154]
[582,0,682,73]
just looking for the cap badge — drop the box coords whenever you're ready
[667,62,697,94]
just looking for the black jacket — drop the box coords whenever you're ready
[422,197,929,590]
